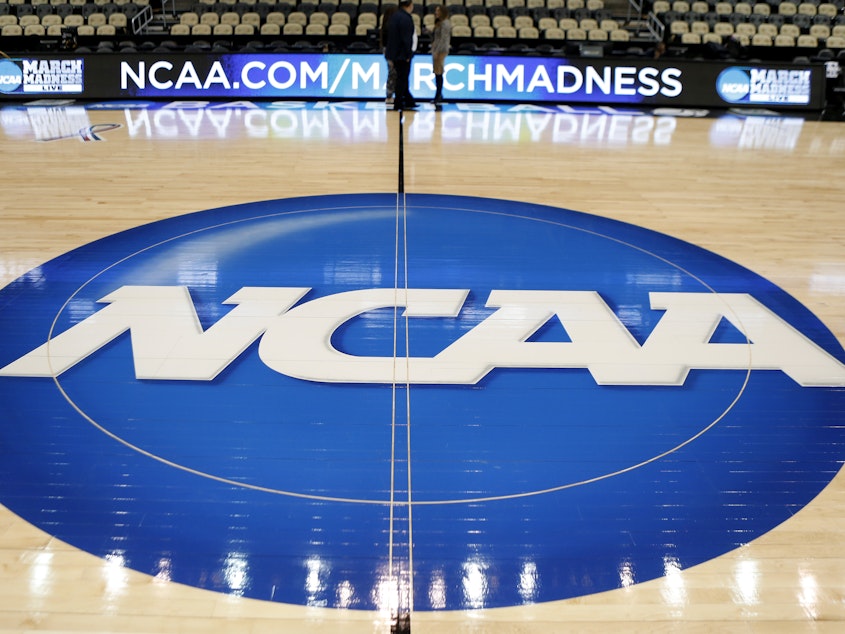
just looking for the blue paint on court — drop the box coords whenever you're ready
[0,194,843,610]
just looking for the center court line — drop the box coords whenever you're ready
[388,111,414,633]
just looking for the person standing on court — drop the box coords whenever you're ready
[380,5,398,106]
[430,5,451,107]
[385,0,417,110]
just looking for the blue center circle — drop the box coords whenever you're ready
[0,194,842,610]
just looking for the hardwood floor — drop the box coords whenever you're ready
[0,102,844,632]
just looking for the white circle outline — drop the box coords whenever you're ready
[42,197,754,506]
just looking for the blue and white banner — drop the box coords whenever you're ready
[0,53,827,109]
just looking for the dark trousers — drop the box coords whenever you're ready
[393,58,413,108]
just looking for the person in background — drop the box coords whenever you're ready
[430,5,451,107]
[385,0,417,110]
[381,5,398,106]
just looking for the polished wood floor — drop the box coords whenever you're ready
[0,102,844,632]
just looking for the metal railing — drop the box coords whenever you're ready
[130,5,154,35]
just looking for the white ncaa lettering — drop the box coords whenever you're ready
[0,287,843,386]
[259,288,469,382]
[0,286,308,380]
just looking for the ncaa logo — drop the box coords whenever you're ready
[0,194,843,611]
[0,59,23,94]
[716,67,751,103]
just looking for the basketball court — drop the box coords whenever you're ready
[0,100,844,633]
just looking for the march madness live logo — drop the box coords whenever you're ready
[0,58,84,94]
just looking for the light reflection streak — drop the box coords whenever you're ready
[102,551,129,608]
[373,572,400,617]
[798,567,819,619]
[223,552,249,596]
[428,570,447,610]
[518,561,539,603]
[28,551,53,601]
[154,556,173,584]
[732,559,759,606]
[336,579,355,609]
[660,556,687,608]
[810,264,845,293]
[618,560,635,589]
[305,556,327,605]
[462,558,489,609]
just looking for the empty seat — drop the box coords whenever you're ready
[41,14,62,27]
[287,11,307,25]
[691,20,709,34]
[810,24,830,39]
[260,21,281,34]
[241,12,260,26]
[757,22,777,37]
[309,11,329,25]
[514,15,533,29]
[818,3,837,18]
[87,12,107,26]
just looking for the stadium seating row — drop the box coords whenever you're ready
[0,0,604,6]
[182,0,608,8]
[653,0,843,17]
[0,0,149,6]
